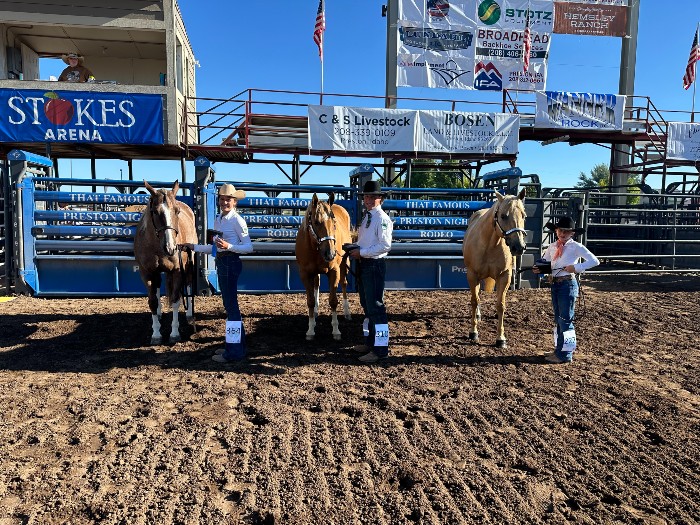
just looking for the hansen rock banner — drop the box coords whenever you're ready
[308,105,519,155]
[397,0,553,91]
[535,91,625,130]
[0,88,164,144]
[667,122,700,162]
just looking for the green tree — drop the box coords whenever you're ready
[575,162,641,204]
[575,162,610,189]
[403,159,474,189]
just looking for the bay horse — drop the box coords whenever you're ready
[462,189,527,348]
[295,193,353,340]
[133,180,198,345]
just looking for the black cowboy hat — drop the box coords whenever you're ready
[358,180,390,196]
[545,216,584,233]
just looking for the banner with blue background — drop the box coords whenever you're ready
[0,88,164,144]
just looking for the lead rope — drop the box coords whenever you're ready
[177,245,196,334]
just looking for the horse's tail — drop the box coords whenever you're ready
[482,277,496,292]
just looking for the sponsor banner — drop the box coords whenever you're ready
[397,0,552,90]
[399,0,477,28]
[416,110,520,154]
[308,105,416,152]
[398,20,476,53]
[557,0,626,5]
[474,60,547,90]
[478,0,555,31]
[397,52,476,89]
[535,91,625,130]
[474,25,550,61]
[308,105,519,154]
[0,88,164,144]
[553,1,627,36]
[667,122,700,161]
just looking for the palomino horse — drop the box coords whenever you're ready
[295,193,353,340]
[133,180,198,344]
[462,189,527,348]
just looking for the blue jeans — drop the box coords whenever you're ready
[551,278,578,361]
[216,254,246,360]
[358,258,389,358]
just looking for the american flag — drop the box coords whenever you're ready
[683,28,700,90]
[313,0,326,60]
[523,10,532,73]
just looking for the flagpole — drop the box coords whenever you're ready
[693,22,699,120]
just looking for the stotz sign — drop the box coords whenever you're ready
[0,88,164,144]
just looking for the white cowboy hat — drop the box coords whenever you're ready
[61,53,84,65]
[219,184,246,199]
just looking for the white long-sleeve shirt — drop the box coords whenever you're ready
[542,238,599,277]
[357,205,393,259]
[193,210,253,255]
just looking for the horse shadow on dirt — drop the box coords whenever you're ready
[582,272,700,293]
[0,309,542,374]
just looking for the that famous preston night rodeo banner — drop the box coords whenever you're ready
[0,88,164,145]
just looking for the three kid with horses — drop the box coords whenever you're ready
[135,179,597,365]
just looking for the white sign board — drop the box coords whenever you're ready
[397,0,553,90]
[308,105,416,152]
[667,122,700,161]
[308,105,519,155]
[415,110,520,154]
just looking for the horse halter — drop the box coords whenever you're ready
[307,205,336,246]
[150,199,179,239]
[493,202,527,238]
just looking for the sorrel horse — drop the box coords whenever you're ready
[462,189,527,348]
[295,193,353,340]
[133,180,198,345]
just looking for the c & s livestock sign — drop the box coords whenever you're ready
[0,88,164,144]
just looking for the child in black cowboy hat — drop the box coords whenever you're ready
[348,180,393,363]
[533,216,599,364]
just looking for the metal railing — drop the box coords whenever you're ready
[573,190,700,274]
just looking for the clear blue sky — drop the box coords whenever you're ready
[41,1,700,191]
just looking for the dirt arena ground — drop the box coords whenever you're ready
[1,273,699,524]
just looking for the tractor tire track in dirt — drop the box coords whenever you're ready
[0,273,699,524]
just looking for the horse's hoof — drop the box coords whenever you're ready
[151,336,162,345]
[468,332,479,342]
[333,334,341,341]
[306,334,314,341]
[495,339,507,349]
[170,335,181,344]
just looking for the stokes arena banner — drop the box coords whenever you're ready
[535,91,625,130]
[308,105,519,155]
[0,88,164,144]
[667,122,700,161]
